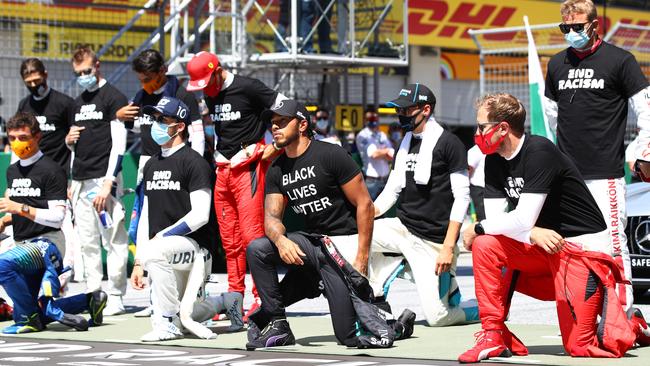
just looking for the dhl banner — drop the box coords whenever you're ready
[2,0,649,55]
[406,0,649,49]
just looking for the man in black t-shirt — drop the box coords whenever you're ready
[130,96,243,341]
[0,113,67,253]
[186,52,286,318]
[246,100,413,350]
[16,58,74,175]
[65,46,129,316]
[372,83,478,327]
[458,93,649,363]
[544,0,650,308]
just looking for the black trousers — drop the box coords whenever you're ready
[247,232,357,345]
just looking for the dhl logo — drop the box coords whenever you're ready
[402,0,516,39]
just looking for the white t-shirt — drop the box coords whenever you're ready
[467,145,485,188]
[356,127,393,178]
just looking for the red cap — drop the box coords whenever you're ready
[186,52,220,91]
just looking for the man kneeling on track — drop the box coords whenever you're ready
[459,93,650,363]
[246,100,415,350]
[130,96,243,341]
[0,238,106,334]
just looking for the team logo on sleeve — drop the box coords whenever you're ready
[146,170,181,191]
[7,178,41,197]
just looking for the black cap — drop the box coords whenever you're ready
[261,99,310,124]
[386,83,436,109]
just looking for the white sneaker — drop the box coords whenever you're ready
[223,292,244,332]
[134,305,153,318]
[141,314,184,342]
[104,295,126,316]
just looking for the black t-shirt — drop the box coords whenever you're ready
[484,135,607,237]
[6,155,67,241]
[134,85,201,157]
[143,144,217,250]
[17,89,74,175]
[71,82,127,180]
[204,75,277,159]
[545,41,649,179]
[266,141,361,236]
[395,131,467,243]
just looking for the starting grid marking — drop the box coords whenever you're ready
[0,339,467,366]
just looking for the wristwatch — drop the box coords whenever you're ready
[474,221,485,235]
[21,204,30,215]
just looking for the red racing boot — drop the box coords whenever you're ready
[458,329,512,363]
[628,307,650,347]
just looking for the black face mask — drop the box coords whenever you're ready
[398,109,424,132]
[27,84,46,97]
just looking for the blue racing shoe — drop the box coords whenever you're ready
[2,313,44,334]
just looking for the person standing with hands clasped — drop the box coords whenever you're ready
[545,0,650,307]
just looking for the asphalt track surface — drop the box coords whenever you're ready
[2,253,650,365]
[0,337,485,366]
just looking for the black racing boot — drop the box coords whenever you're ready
[245,318,295,350]
[59,313,89,331]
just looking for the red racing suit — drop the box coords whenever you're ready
[473,234,636,358]
[215,141,270,296]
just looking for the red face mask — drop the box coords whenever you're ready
[474,124,505,155]
[204,71,222,97]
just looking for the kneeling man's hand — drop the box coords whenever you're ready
[530,227,565,254]
[130,263,146,290]
[435,246,453,275]
[277,237,306,265]
[462,224,478,251]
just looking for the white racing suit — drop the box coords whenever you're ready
[585,178,633,309]
[137,236,243,340]
[70,177,128,296]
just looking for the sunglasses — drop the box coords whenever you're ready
[558,22,590,34]
[476,121,501,134]
[73,67,94,77]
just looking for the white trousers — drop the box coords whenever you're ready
[138,236,211,318]
[369,217,474,327]
[585,178,633,309]
[70,177,128,296]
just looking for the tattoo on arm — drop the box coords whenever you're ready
[264,193,287,243]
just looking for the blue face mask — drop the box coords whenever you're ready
[151,120,177,146]
[564,29,590,49]
[77,74,97,90]
[316,119,329,131]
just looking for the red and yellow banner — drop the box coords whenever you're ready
[405,0,649,49]
[2,0,649,54]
